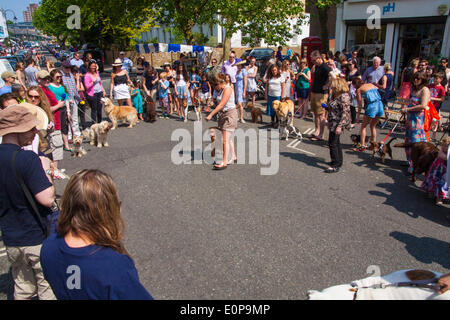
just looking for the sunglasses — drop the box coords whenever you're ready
[29,95,40,99]
[55,76,62,79]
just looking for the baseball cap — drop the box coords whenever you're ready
[1,71,16,80]
[119,51,125,55]
[0,105,39,136]
[36,70,51,79]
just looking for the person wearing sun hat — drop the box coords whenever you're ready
[0,106,56,300]
[0,71,17,96]
[19,102,49,154]
[110,58,132,107]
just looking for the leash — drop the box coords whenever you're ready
[378,114,404,152]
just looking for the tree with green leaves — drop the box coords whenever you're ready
[33,0,159,50]
[155,0,307,59]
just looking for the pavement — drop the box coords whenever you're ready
[0,53,449,300]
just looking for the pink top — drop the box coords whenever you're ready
[84,72,104,97]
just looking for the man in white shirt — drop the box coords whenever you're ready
[119,52,133,74]
[70,52,84,69]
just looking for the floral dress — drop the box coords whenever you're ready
[421,155,449,200]
[405,94,427,171]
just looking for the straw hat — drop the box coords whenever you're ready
[112,58,123,67]
[0,105,39,136]
[232,60,247,67]
[19,103,49,130]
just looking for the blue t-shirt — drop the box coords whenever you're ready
[0,85,12,96]
[41,234,154,300]
[0,144,52,247]
[190,74,201,88]
[159,80,169,98]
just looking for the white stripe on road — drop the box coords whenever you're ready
[286,139,316,156]
[303,128,314,135]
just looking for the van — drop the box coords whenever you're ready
[0,59,14,87]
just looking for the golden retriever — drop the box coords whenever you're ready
[101,97,138,130]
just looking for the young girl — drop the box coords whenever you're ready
[12,84,27,103]
[158,72,170,119]
[189,67,201,106]
[131,79,144,121]
[199,73,211,113]
[421,137,450,204]
[175,64,189,120]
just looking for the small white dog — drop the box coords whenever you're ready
[87,121,111,148]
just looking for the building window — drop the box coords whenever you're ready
[346,24,386,70]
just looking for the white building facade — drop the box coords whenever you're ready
[335,0,450,83]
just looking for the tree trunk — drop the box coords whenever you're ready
[222,32,231,62]
[182,20,195,45]
[317,7,329,53]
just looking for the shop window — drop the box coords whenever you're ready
[346,25,386,70]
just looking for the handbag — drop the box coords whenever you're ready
[12,150,59,237]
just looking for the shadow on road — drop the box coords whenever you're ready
[390,231,450,269]
[279,151,327,171]
[368,167,450,227]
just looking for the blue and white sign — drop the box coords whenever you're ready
[135,43,214,54]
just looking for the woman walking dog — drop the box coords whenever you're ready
[206,74,238,170]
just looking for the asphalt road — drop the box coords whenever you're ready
[0,51,449,300]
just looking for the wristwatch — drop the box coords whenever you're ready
[45,169,53,176]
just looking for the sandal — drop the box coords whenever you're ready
[213,164,227,170]
[310,135,323,141]
[353,144,367,152]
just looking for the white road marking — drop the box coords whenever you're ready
[286,139,316,156]
[303,128,314,135]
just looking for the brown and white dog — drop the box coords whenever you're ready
[72,135,87,157]
[144,96,157,123]
[247,103,263,124]
[101,97,138,129]
[368,138,396,163]
[272,99,301,141]
[86,121,111,148]
[394,141,439,181]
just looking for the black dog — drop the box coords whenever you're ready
[145,96,157,123]
[351,134,370,146]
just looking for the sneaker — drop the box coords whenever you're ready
[53,169,66,180]
[240,119,246,123]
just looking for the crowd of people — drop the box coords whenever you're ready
[1,43,450,300]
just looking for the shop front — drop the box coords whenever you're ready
[335,0,450,85]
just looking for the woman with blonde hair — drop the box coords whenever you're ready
[295,58,311,119]
[326,78,351,173]
[26,86,54,125]
[281,59,294,100]
[40,169,153,300]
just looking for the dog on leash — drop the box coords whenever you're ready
[247,103,263,124]
[351,134,370,147]
[144,96,157,123]
[72,135,87,157]
[368,138,396,163]
[86,121,111,148]
[101,97,138,130]
[394,141,439,182]
[308,269,449,300]
[272,99,300,141]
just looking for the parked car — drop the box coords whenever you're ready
[0,56,20,70]
[0,59,14,87]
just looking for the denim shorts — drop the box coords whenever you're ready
[296,87,309,99]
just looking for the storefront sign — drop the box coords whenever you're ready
[382,3,396,15]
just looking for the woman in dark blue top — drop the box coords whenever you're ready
[378,63,395,107]
[40,169,153,300]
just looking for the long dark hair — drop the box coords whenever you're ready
[176,64,188,82]
[411,71,429,91]
[267,64,281,79]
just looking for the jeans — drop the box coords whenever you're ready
[267,95,280,123]
[87,92,104,124]
[328,131,343,168]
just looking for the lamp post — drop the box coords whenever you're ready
[0,8,18,40]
